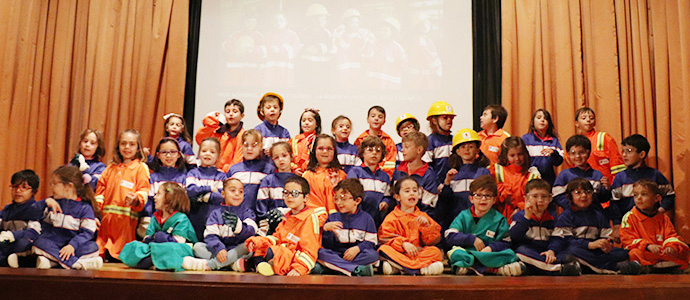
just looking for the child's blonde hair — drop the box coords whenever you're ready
[242,129,263,144]
[159,182,191,213]
[113,129,145,164]
[402,131,429,152]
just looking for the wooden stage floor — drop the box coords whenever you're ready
[1,263,689,300]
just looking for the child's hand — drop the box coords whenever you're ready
[473,237,485,251]
[663,247,677,256]
[247,241,255,252]
[211,186,218,193]
[216,249,228,263]
[659,207,667,214]
[480,246,492,253]
[45,197,62,213]
[444,169,458,185]
[287,269,301,276]
[403,242,418,257]
[379,202,389,212]
[600,239,613,253]
[59,245,75,261]
[416,216,430,227]
[343,246,360,261]
[600,176,610,189]
[125,192,139,207]
[524,201,533,219]
[541,148,554,156]
[323,221,343,232]
[143,147,151,158]
[647,244,662,254]
[294,168,304,176]
[540,250,556,264]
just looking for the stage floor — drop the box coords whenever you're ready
[1,263,690,300]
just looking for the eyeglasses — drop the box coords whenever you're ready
[10,184,32,192]
[159,150,179,156]
[572,190,594,195]
[621,148,637,154]
[365,146,383,153]
[282,189,305,198]
[399,124,416,131]
[334,195,354,203]
[568,150,589,157]
[243,142,260,148]
[472,193,495,200]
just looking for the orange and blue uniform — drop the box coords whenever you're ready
[302,167,346,224]
[95,159,150,259]
[565,130,625,182]
[489,163,540,222]
[290,132,316,172]
[478,129,510,166]
[377,205,443,274]
[620,207,689,269]
[194,112,245,173]
[245,206,321,275]
[354,130,397,178]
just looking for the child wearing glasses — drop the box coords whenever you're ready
[445,175,523,276]
[302,134,347,225]
[0,170,42,268]
[346,135,392,226]
[245,176,321,276]
[313,179,379,276]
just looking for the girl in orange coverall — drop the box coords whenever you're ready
[95,129,151,260]
[378,176,444,275]
[302,134,347,224]
[290,108,321,175]
[246,176,321,276]
[489,136,540,223]
[620,179,689,272]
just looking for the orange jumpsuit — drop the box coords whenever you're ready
[478,129,511,166]
[302,167,347,225]
[95,159,150,259]
[489,163,540,223]
[194,112,244,173]
[620,207,689,268]
[245,207,322,275]
[565,130,625,182]
[354,130,396,178]
[290,132,316,173]
[377,206,443,270]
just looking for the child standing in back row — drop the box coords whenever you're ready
[291,108,321,175]
[195,99,246,173]
[354,106,397,178]
[521,109,563,186]
[332,116,361,174]
[254,93,290,153]
[425,101,456,181]
[478,105,510,166]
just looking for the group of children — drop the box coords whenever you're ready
[0,92,687,277]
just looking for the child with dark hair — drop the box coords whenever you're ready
[445,175,523,276]
[70,129,106,190]
[611,134,674,225]
[346,135,392,226]
[314,179,379,276]
[521,109,563,185]
[551,178,632,274]
[490,136,541,222]
[354,106,397,178]
[291,108,321,174]
[161,113,197,167]
[303,134,347,224]
[245,176,321,276]
[511,179,581,276]
[256,142,297,235]
[254,93,291,153]
[332,116,362,174]
[620,179,688,273]
[378,177,444,275]
[0,170,42,268]
[478,104,510,166]
[195,99,246,173]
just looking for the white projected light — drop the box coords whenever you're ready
[194,0,472,145]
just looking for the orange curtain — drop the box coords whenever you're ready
[502,0,690,239]
[0,0,188,205]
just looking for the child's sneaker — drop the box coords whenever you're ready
[454,266,468,275]
[231,258,246,272]
[617,261,642,275]
[36,256,53,269]
[381,261,401,275]
[182,256,208,271]
[420,261,444,275]
[496,262,525,276]
[353,264,374,276]
[77,257,104,270]
[7,253,18,268]
[560,261,581,276]
[257,261,275,276]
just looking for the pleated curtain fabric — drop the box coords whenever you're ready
[0,0,189,204]
[501,0,690,240]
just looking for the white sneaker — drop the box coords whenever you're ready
[381,261,401,275]
[231,258,246,272]
[7,253,18,268]
[455,267,468,275]
[36,256,53,269]
[182,256,208,271]
[420,261,444,275]
[256,262,275,276]
[77,257,103,270]
[497,262,525,276]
